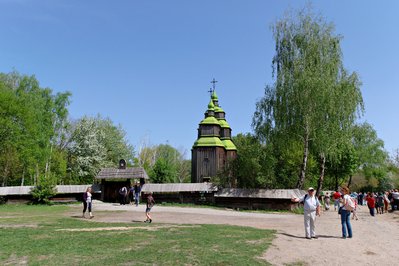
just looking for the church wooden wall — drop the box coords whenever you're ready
[191,147,226,183]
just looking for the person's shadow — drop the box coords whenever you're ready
[279,232,341,239]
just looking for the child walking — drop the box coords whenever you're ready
[145,192,155,223]
[352,197,359,220]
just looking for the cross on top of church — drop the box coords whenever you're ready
[210,78,218,90]
[208,78,218,96]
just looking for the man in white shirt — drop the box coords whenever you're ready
[292,187,321,239]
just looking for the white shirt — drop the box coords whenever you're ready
[342,194,351,210]
[86,192,92,203]
[300,194,320,212]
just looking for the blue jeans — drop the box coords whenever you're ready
[334,200,340,210]
[340,209,352,238]
[135,193,140,206]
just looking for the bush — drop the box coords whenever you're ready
[30,177,57,204]
[0,196,6,205]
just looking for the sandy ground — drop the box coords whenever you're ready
[72,201,399,265]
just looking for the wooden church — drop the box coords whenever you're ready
[191,82,237,183]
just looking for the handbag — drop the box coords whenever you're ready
[338,206,343,215]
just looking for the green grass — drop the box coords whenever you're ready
[0,204,275,265]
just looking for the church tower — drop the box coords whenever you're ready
[191,81,237,183]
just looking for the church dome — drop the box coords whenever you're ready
[199,116,220,125]
[207,99,215,110]
[211,90,218,101]
[219,119,230,128]
[222,139,237,151]
[214,105,224,113]
[193,137,225,148]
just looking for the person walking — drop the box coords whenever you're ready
[83,187,94,219]
[333,190,341,211]
[376,193,384,214]
[145,192,155,223]
[291,187,321,239]
[340,186,353,239]
[351,194,359,221]
[134,182,142,207]
[392,189,399,211]
[119,186,128,205]
[324,192,330,211]
[383,191,390,212]
[365,192,376,216]
[82,188,88,218]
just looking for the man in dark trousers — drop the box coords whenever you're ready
[134,182,141,207]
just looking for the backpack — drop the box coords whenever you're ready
[299,194,308,205]
[345,197,355,211]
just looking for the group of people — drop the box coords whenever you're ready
[360,190,399,216]
[291,186,399,240]
[118,182,142,206]
[82,183,156,223]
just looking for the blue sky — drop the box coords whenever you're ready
[1,0,398,157]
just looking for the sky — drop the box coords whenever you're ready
[1,0,398,158]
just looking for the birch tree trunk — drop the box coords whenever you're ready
[316,153,326,197]
[296,127,309,189]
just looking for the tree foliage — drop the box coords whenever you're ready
[0,71,135,186]
[67,116,135,184]
[0,71,71,186]
[138,143,190,183]
[252,7,363,190]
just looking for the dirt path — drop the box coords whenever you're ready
[71,201,399,265]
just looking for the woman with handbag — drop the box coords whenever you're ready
[340,186,353,239]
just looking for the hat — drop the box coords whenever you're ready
[308,187,315,191]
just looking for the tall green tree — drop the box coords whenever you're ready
[253,7,363,190]
[0,71,71,186]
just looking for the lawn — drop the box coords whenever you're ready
[0,204,275,265]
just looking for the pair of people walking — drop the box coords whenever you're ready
[292,186,354,240]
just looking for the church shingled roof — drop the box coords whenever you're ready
[193,137,225,148]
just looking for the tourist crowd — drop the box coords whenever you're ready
[292,187,399,240]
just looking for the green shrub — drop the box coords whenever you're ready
[30,177,57,204]
[0,196,6,205]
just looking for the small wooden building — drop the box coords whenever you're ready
[215,188,306,210]
[141,183,217,204]
[95,159,149,202]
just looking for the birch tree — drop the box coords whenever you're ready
[253,7,363,189]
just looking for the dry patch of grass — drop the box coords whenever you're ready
[0,224,37,229]
[56,224,200,232]
[3,254,28,266]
